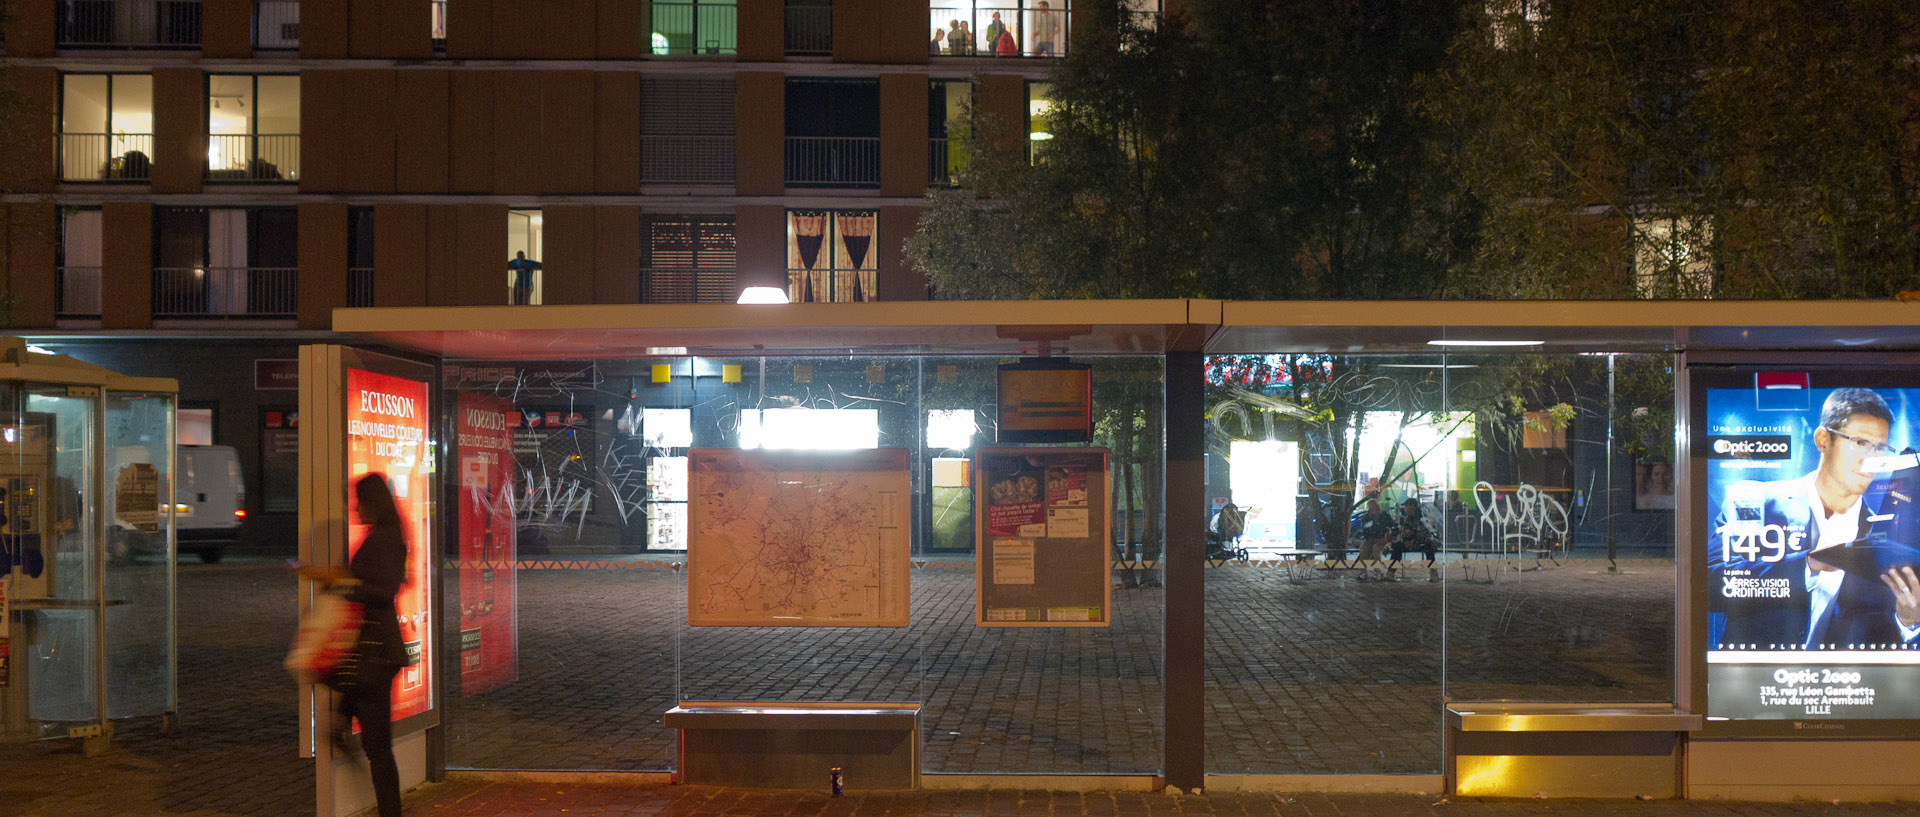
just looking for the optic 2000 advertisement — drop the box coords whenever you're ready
[1704,372,1920,722]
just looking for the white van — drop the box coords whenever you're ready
[173,445,245,563]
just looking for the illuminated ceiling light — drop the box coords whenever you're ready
[25,345,55,355]
[1030,132,1054,141]
[1426,339,1544,347]
[737,286,790,305]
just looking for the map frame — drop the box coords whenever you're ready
[686,448,911,627]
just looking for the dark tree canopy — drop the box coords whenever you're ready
[910,0,1920,300]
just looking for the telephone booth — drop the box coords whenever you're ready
[0,338,178,754]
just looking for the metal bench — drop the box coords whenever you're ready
[664,702,920,789]
[1445,702,1701,798]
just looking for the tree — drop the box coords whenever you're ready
[1433,0,1920,298]
[906,0,1474,300]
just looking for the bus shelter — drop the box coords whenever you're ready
[0,337,177,755]
[305,299,1920,806]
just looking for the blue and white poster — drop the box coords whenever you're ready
[1705,375,1920,721]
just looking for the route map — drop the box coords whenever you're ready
[687,448,910,627]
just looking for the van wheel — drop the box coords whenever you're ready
[198,549,224,564]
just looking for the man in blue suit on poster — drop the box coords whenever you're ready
[1710,388,1920,650]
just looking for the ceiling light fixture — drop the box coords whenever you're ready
[1426,339,1545,347]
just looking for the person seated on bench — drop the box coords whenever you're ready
[1388,498,1438,582]
[1356,497,1395,580]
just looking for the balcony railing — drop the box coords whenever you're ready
[57,267,104,319]
[785,3,832,56]
[640,135,735,185]
[59,0,202,48]
[642,267,737,304]
[207,134,300,182]
[929,137,970,187]
[929,5,1068,58]
[784,136,880,188]
[348,267,375,308]
[153,267,297,318]
[787,268,878,303]
[255,0,298,49]
[60,133,154,181]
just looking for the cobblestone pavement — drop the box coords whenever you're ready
[404,781,1920,817]
[0,555,1700,817]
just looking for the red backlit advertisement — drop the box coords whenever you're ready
[345,368,432,722]
[456,393,518,695]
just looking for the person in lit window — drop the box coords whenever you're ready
[931,27,945,54]
[507,251,542,306]
[1032,1,1060,56]
[984,12,1008,52]
[946,20,967,56]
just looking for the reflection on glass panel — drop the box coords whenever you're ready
[104,391,174,719]
[17,388,101,727]
[1201,351,1677,776]
[1202,354,1445,774]
[1441,353,1675,704]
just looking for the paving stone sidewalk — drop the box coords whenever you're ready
[404,780,1917,817]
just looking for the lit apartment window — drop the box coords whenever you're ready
[1487,0,1546,49]
[58,208,104,319]
[508,209,544,305]
[1633,216,1713,299]
[347,206,374,308]
[1121,0,1159,31]
[929,1,1068,58]
[651,0,736,55]
[785,0,832,56]
[929,80,972,187]
[152,207,299,318]
[1028,80,1054,162]
[432,0,447,50]
[643,215,736,304]
[787,209,876,303]
[640,78,736,185]
[785,78,880,189]
[207,74,300,182]
[255,0,299,50]
[57,0,203,49]
[61,74,154,181]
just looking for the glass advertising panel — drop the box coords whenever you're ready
[1698,368,1920,727]
[345,367,432,722]
[454,394,517,696]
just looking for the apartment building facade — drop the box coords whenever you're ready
[0,0,1167,543]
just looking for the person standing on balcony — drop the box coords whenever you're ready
[931,28,946,54]
[984,12,1008,53]
[1033,1,1060,56]
[947,21,967,56]
[508,251,543,306]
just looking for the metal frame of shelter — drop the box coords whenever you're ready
[324,298,1920,801]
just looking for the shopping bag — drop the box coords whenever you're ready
[285,584,366,686]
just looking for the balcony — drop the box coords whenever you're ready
[929,5,1068,58]
[642,268,737,304]
[57,267,104,319]
[785,3,832,56]
[640,135,735,185]
[348,267,375,308]
[60,133,154,181]
[206,134,300,182]
[651,1,737,55]
[58,0,202,49]
[929,138,970,187]
[255,0,298,49]
[152,267,297,319]
[784,137,880,189]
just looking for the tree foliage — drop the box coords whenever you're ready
[907,0,1473,300]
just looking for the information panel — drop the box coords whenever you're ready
[345,367,433,721]
[975,447,1111,627]
[455,393,518,695]
[1700,370,1920,724]
[687,448,910,627]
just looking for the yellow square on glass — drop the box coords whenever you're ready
[722,364,742,383]
[651,364,671,383]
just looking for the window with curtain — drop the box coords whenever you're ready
[786,210,877,303]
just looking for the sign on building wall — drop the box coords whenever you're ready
[975,447,1111,627]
